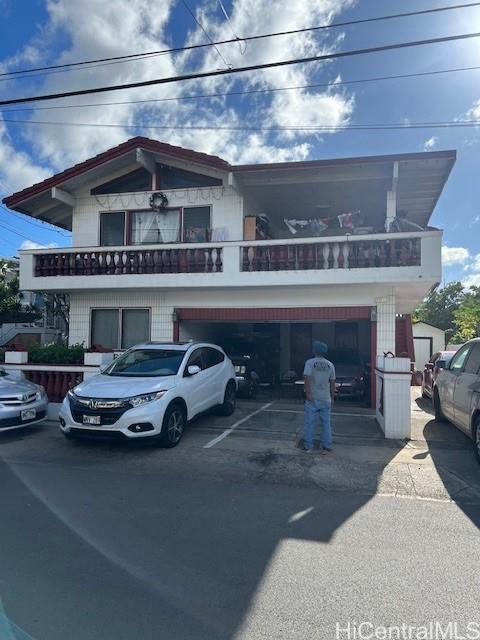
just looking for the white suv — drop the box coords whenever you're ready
[59,342,236,447]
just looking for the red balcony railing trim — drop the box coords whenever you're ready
[34,246,224,277]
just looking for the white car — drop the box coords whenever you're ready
[434,338,480,462]
[0,369,48,432]
[59,342,237,447]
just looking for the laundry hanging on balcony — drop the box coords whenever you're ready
[284,211,362,236]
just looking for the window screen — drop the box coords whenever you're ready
[91,168,152,195]
[131,210,180,244]
[100,212,125,246]
[91,309,119,350]
[183,207,211,242]
[464,343,480,374]
[158,164,222,190]
[121,309,150,348]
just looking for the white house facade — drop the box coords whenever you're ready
[4,137,455,405]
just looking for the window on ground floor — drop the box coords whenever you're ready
[91,308,150,350]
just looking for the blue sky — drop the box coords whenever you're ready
[0,0,479,286]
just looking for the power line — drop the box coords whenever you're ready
[1,2,479,80]
[1,30,480,107]
[0,219,36,241]
[180,0,231,68]
[1,116,479,132]
[1,63,480,114]
[0,204,70,235]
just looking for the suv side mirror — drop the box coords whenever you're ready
[187,365,201,376]
[436,360,447,369]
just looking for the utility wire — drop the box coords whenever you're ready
[1,31,479,107]
[0,204,70,235]
[1,2,479,80]
[1,117,479,132]
[180,0,231,68]
[1,63,480,114]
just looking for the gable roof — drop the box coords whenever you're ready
[3,136,231,209]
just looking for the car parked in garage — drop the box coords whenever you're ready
[230,354,261,398]
[421,350,457,399]
[0,369,48,432]
[434,338,480,462]
[59,342,237,447]
[328,348,367,401]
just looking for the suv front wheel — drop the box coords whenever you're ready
[158,403,185,448]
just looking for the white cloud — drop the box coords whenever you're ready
[463,272,480,288]
[442,245,470,266]
[19,240,58,250]
[423,136,438,151]
[462,98,480,122]
[0,121,52,194]
[0,0,357,181]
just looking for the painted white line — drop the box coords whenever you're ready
[264,409,375,418]
[203,402,273,448]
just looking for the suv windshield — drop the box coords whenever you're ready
[105,349,185,377]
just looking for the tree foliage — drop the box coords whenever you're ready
[413,282,480,343]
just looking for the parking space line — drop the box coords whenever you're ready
[203,402,273,448]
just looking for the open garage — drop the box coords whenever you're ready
[175,307,375,404]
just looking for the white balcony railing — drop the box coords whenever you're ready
[19,230,441,290]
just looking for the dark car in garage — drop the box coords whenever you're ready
[328,348,368,401]
[230,355,261,398]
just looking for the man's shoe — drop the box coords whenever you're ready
[321,447,333,455]
[302,446,313,453]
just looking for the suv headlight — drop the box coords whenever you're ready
[235,365,246,374]
[129,391,166,407]
[35,385,46,401]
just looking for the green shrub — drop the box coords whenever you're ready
[28,343,85,364]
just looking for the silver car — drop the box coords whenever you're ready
[0,369,48,432]
[434,338,480,462]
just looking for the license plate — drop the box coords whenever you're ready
[21,408,36,421]
[83,415,101,425]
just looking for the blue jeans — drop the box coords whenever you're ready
[303,399,332,450]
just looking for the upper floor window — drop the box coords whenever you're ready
[100,211,126,246]
[157,164,222,190]
[131,209,181,244]
[91,168,152,195]
[99,206,212,246]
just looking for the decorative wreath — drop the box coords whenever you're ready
[149,191,169,211]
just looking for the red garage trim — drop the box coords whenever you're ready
[175,306,371,322]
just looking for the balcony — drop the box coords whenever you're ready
[19,230,441,291]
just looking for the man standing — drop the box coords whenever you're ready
[303,341,336,454]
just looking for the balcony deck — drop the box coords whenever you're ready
[20,230,441,292]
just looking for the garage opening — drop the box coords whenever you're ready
[179,316,372,405]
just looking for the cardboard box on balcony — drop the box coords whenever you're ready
[5,351,28,364]
[84,352,114,367]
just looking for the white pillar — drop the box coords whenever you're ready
[385,190,396,232]
[375,356,412,439]
[375,292,396,356]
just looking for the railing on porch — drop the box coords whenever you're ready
[241,237,421,272]
[34,246,224,277]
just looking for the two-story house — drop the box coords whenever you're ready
[3,137,454,403]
